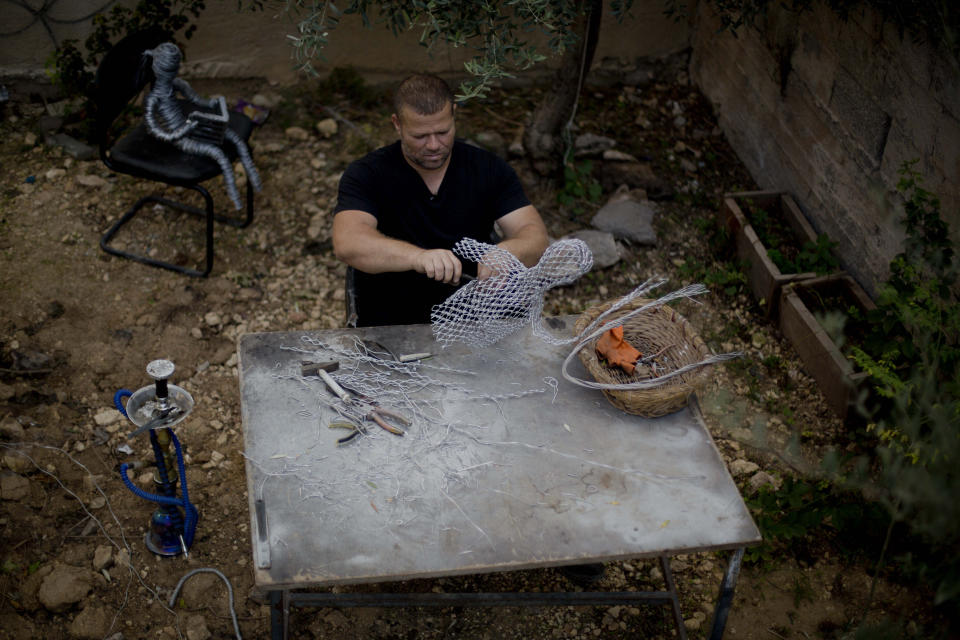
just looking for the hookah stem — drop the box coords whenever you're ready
[149,429,175,490]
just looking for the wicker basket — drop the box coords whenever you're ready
[573,298,713,417]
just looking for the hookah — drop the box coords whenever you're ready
[115,359,199,556]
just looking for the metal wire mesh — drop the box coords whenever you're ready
[430,238,593,348]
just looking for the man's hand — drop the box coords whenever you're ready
[414,248,462,283]
[477,263,495,280]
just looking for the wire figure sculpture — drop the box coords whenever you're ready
[142,42,262,210]
[431,237,594,348]
[429,238,741,396]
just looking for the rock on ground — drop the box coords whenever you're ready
[591,199,658,245]
[38,564,95,612]
[185,613,212,640]
[563,229,621,269]
[92,545,113,571]
[0,470,30,500]
[599,161,672,199]
[0,414,24,438]
[68,604,112,639]
[729,459,760,477]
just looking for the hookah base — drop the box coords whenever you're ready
[145,505,189,556]
[145,531,187,557]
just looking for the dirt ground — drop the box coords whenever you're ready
[0,72,937,639]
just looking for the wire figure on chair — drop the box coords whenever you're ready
[142,42,262,210]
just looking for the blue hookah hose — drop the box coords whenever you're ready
[114,388,199,548]
[114,389,133,416]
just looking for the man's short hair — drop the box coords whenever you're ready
[393,74,454,119]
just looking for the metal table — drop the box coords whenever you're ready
[238,318,760,639]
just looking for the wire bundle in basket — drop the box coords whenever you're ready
[573,298,714,417]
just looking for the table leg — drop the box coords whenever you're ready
[660,556,689,640]
[269,590,288,640]
[708,547,745,640]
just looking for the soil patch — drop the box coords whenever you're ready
[0,75,933,639]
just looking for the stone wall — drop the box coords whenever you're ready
[690,1,960,296]
[0,1,689,85]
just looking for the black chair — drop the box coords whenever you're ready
[95,29,256,277]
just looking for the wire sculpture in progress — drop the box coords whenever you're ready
[430,238,741,392]
[142,42,262,210]
[430,237,594,348]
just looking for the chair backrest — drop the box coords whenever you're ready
[92,27,171,152]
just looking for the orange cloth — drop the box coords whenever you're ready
[595,325,641,374]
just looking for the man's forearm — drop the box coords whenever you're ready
[497,223,550,268]
[335,230,420,274]
[332,211,464,283]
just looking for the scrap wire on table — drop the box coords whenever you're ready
[245,334,574,550]
[277,335,557,428]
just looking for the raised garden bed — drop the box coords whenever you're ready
[722,190,838,317]
[779,274,876,421]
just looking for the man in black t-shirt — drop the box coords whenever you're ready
[332,74,549,326]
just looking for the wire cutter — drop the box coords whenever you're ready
[328,404,408,444]
[328,418,366,446]
[304,360,410,437]
[361,404,409,436]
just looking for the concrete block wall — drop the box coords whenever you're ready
[690,1,960,296]
[0,1,689,85]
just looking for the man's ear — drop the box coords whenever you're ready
[391,113,401,133]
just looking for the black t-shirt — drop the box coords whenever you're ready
[334,140,531,326]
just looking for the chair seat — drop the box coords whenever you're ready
[109,110,254,184]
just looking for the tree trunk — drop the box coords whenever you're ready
[522,0,603,179]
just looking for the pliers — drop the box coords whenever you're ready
[329,419,366,446]
[363,405,409,436]
[328,405,409,445]
[335,381,410,437]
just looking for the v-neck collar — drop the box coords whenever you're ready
[396,140,456,199]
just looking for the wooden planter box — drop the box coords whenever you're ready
[779,274,876,421]
[722,191,820,317]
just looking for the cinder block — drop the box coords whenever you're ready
[828,68,891,167]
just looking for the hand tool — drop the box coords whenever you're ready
[361,340,432,363]
[301,360,351,402]
[302,361,408,436]
[328,419,365,445]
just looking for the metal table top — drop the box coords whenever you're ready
[238,318,760,590]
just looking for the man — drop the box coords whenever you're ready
[332,73,549,326]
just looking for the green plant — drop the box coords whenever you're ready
[796,234,841,275]
[677,214,749,296]
[313,66,381,108]
[745,474,890,568]
[286,0,633,100]
[703,261,749,296]
[285,1,637,177]
[678,257,748,297]
[556,159,602,216]
[745,476,836,565]
[844,161,960,621]
[748,203,839,275]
